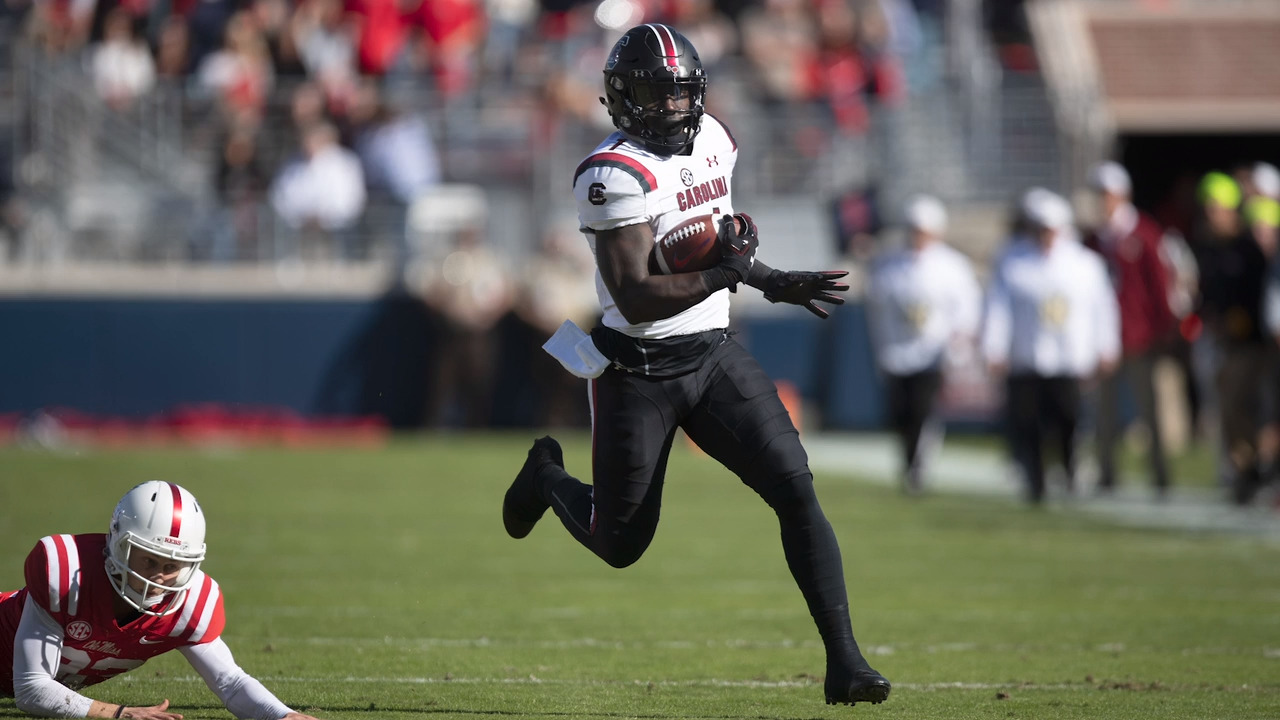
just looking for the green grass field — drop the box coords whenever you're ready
[1,433,1277,719]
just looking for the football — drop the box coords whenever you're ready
[650,213,724,275]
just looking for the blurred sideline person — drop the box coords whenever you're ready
[419,223,515,429]
[866,194,981,494]
[501,24,891,707]
[1194,172,1268,504]
[1082,162,1175,498]
[1261,195,1280,499]
[0,482,323,720]
[513,226,601,428]
[1232,181,1278,504]
[982,189,1120,504]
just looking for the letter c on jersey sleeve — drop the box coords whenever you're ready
[574,156,652,231]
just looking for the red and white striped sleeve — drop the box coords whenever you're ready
[167,572,226,645]
[23,535,84,619]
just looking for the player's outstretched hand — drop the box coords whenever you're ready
[762,270,850,319]
[121,699,183,720]
[282,713,325,720]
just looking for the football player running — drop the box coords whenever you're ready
[0,482,324,720]
[502,23,890,707]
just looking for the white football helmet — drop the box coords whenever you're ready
[105,481,207,616]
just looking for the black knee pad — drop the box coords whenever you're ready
[758,470,821,519]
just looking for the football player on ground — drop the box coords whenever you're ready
[502,23,890,707]
[0,482,324,720]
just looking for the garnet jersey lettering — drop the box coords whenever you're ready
[0,534,225,695]
[573,114,740,340]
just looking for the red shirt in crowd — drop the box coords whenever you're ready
[345,0,407,75]
[1084,204,1176,355]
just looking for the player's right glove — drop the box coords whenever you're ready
[702,212,758,293]
[760,269,850,319]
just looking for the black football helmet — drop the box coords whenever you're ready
[601,24,706,155]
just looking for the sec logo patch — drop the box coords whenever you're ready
[66,620,92,640]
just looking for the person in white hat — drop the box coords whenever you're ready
[982,188,1121,503]
[865,194,981,494]
[1082,161,1176,498]
[1252,162,1280,201]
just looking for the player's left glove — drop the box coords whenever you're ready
[760,269,850,319]
[703,212,759,293]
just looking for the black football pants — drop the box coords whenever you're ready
[541,336,872,669]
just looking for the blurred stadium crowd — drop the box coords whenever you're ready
[0,0,967,265]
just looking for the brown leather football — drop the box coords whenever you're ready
[650,214,723,275]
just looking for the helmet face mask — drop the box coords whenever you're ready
[602,24,706,155]
[105,482,207,616]
[108,536,202,612]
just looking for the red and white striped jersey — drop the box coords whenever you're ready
[0,533,225,696]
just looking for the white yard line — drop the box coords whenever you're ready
[115,675,1263,692]
[219,635,1279,658]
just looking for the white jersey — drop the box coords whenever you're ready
[866,242,982,375]
[981,237,1120,377]
[573,114,739,339]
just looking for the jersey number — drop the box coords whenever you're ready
[60,648,145,689]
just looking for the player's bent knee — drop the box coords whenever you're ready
[603,552,643,569]
[758,472,821,516]
[599,545,646,569]
[595,536,650,569]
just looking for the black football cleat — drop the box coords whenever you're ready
[825,665,891,706]
[502,436,564,539]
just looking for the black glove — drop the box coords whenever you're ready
[703,213,758,292]
[761,269,850,319]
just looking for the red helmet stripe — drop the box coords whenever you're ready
[647,24,679,68]
[168,483,183,537]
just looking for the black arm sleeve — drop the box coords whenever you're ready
[745,258,779,290]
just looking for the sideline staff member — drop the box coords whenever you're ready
[982,189,1120,503]
[866,195,981,493]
